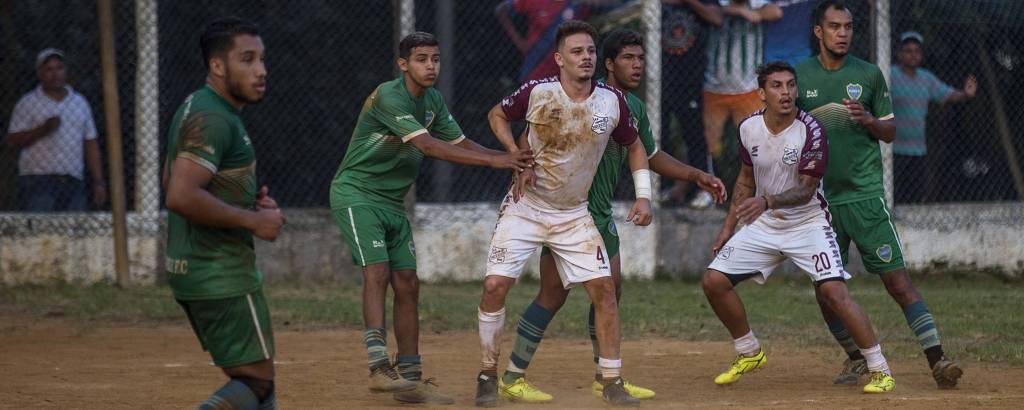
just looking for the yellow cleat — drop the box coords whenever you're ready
[714,350,767,385]
[498,377,554,403]
[591,379,656,399]
[863,371,896,393]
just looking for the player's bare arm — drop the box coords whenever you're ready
[456,138,505,156]
[625,140,653,226]
[722,1,782,24]
[511,128,536,202]
[487,103,522,153]
[766,174,821,209]
[713,164,755,256]
[407,131,531,171]
[165,158,286,241]
[843,99,895,143]
[649,151,727,204]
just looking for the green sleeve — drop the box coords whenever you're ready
[371,90,427,142]
[428,95,465,143]
[872,66,894,120]
[175,113,233,173]
[626,94,658,157]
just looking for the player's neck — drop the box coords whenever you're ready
[899,64,917,77]
[402,74,427,98]
[206,77,245,111]
[817,50,847,71]
[41,85,68,101]
[763,110,797,135]
[605,77,633,95]
[559,73,593,102]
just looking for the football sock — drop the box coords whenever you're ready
[364,328,390,371]
[396,354,422,382]
[504,301,554,385]
[734,330,761,357]
[902,300,944,367]
[198,379,258,410]
[478,307,506,374]
[827,319,864,361]
[860,344,891,375]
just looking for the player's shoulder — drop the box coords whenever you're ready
[847,55,884,77]
[794,56,819,73]
[795,109,823,129]
[737,108,766,135]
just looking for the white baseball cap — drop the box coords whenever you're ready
[900,31,924,45]
[35,48,65,69]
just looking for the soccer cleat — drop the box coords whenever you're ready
[592,378,655,399]
[863,371,896,393]
[714,350,767,385]
[833,358,869,385]
[475,373,499,407]
[498,376,554,403]
[932,357,963,389]
[392,378,455,405]
[368,364,417,393]
[602,378,641,406]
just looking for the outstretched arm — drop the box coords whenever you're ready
[649,151,726,204]
[408,131,530,171]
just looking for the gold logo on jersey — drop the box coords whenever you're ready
[846,83,863,101]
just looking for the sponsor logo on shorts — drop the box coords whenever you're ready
[489,246,508,263]
[608,221,618,237]
[717,246,734,260]
[408,241,416,258]
[372,240,385,248]
[876,244,893,263]
[782,144,798,165]
[592,114,610,133]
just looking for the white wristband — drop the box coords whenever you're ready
[632,169,652,200]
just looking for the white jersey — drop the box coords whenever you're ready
[738,109,829,230]
[500,76,639,210]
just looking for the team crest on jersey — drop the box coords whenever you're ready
[424,111,435,128]
[608,221,618,237]
[592,115,610,133]
[876,244,893,263]
[846,83,863,101]
[782,144,799,165]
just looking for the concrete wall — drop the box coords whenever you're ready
[1,202,1021,285]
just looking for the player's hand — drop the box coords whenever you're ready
[91,182,107,207]
[512,167,536,203]
[491,149,534,172]
[627,198,652,226]
[711,227,733,258]
[249,207,287,242]
[964,75,978,98]
[842,98,874,126]
[254,185,278,210]
[41,116,61,134]
[736,196,767,225]
[696,172,727,204]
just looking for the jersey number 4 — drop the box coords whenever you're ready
[597,246,605,263]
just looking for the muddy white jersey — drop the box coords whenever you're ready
[501,76,639,210]
[738,109,829,230]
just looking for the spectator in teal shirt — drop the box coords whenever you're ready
[891,31,976,203]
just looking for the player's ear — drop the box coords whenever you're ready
[604,57,614,73]
[758,87,766,102]
[553,51,563,68]
[397,57,409,73]
[813,25,823,42]
[209,55,226,78]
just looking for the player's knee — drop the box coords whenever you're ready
[362,265,391,287]
[392,270,419,289]
[702,270,730,296]
[535,289,568,312]
[482,276,511,301]
[819,285,853,313]
[882,272,919,304]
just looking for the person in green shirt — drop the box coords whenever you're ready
[482,28,727,403]
[328,31,532,405]
[164,18,284,410]
[795,0,961,389]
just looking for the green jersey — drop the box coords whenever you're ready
[330,77,464,214]
[165,86,259,301]
[795,56,894,205]
[588,81,658,223]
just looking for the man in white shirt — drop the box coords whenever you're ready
[5,48,106,211]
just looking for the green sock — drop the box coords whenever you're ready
[198,379,258,410]
[903,300,944,367]
[396,354,422,381]
[826,319,863,361]
[503,301,554,384]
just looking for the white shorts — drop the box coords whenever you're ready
[708,218,850,284]
[486,195,610,289]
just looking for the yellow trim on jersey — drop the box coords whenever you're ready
[401,129,429,143]
[449,135,466,145]
[878,113,895,121]
[178,152,217,174]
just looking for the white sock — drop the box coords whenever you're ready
[734,331,761,357]
[478,307,505,372]
[860,344,891,375]
[598,357,622,380]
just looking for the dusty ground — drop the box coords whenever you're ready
[1,318,1022,409]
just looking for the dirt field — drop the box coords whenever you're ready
[2,318,1022,409]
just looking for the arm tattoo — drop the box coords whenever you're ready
[730,179,755,212]
[767,175,819,209]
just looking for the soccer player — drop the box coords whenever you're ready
[164,18,283,409]
[702,61,896,394]
[795,0,962,389]
[329,32,533,405]
[474,21,651,407]
[492,28,728,402]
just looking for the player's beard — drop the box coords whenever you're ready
[226,70,264,105]
[823,43,848,59]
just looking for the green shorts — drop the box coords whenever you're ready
[177,289,274,368]
[333,206,416,271]
[541,216,619,259]
[829,197,906,274]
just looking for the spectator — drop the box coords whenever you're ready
[699,0,781,208]
[763,0,815,66]
[5,48,106,212]
[891,31,976,203]
[660,0,724,207]
[496,0,593,82]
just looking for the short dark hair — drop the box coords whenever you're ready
[555,20,598,51]
[756,61,797,89]
[398,32,439,59]
[200,17,260,69]
[813,0,850,27]
[602,28,644,62]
